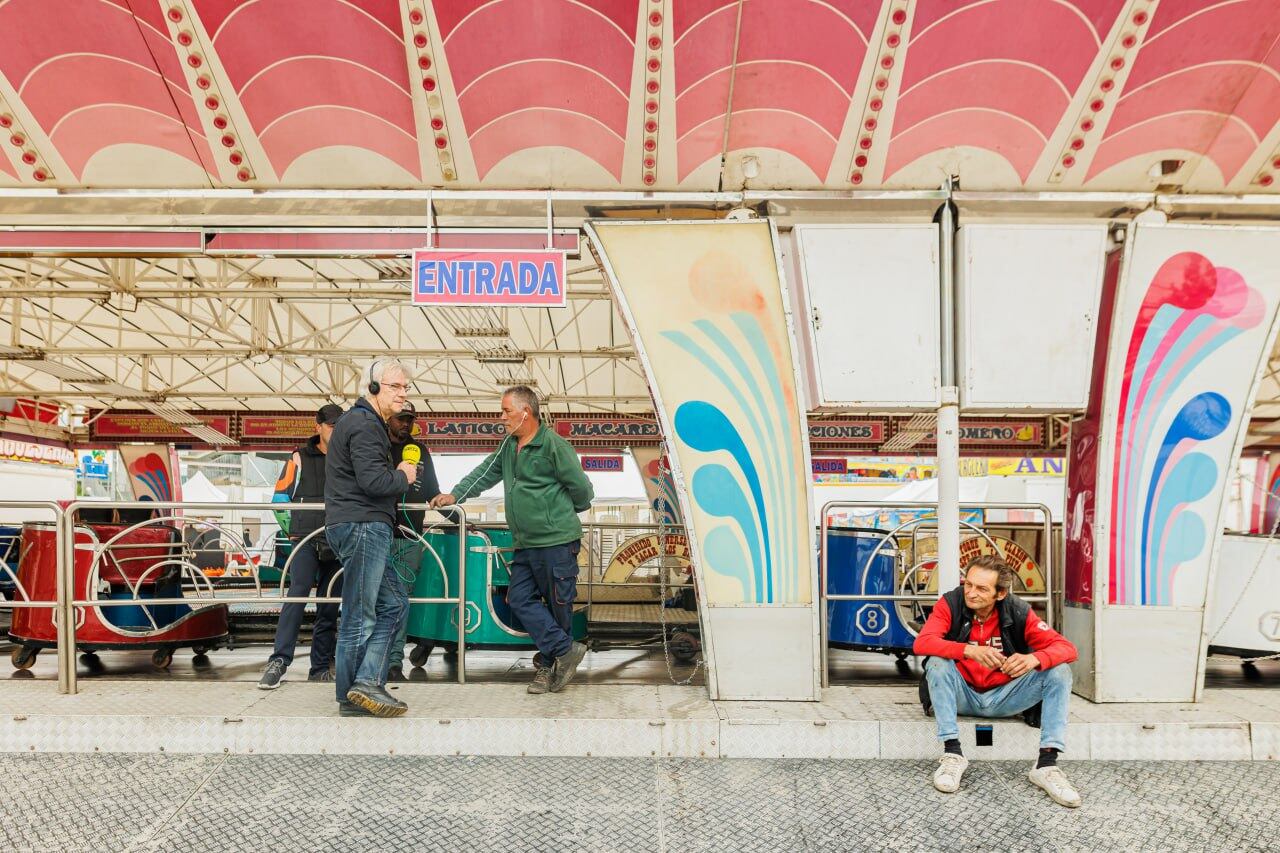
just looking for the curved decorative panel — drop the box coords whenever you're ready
[1065,222,1280,701]
[590,220,819,700]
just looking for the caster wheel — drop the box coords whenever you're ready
[11,645,38,670]
[895,656,912,677]
[1243,661,1262,682]
[670,631,700,665]
[151,648,174,670]
[192,645,212,656]
[409,642,434,667]
[441,643,458,661]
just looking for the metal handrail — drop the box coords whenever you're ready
[818,500,1056,687]
[59,500,468,694]
[0,502,70,692]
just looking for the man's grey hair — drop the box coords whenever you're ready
[364,358,412,392]
[503,385,540,421]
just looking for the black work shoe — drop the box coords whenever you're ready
[308,669,334,682]
[258,659,286,690]
[338,700,373,717]
[527,667,552,694]
[347,682,407,718]
[548,642,588,693]
[386,667,407,683]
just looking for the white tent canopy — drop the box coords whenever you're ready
[181,470,228,503]
[818,476,1065,527]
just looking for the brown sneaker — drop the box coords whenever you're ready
[527,667,552,694]
[346,682,407,718]
[548,642,587,693]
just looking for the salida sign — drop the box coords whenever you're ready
[412,249,566,307]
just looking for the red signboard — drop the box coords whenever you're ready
[240,414,317,440]
[413,249,566,307]
[955,420,1043,446]
[92,412,233,440]
[807,420,885,443]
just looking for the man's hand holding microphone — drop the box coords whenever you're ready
[398,443,419,485]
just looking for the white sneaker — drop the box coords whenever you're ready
[1028,764,1082,808]
[932,753,969,793]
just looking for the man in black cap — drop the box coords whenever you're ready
[384,401,440,680]
[259,404,345,689]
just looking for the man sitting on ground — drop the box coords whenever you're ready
[913,555,1081,808]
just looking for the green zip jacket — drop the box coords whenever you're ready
[452,423,594,549]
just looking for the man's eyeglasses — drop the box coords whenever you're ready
[382,382,411,394]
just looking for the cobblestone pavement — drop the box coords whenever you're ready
[1,754,1276,852]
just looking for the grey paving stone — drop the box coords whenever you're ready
[1,754,1278,852]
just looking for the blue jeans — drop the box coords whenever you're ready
[507,542,579,660]
[327,521,404,703]
[267,538,342,677]
[924,656,1071,751]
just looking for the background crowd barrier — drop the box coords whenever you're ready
[0,501,466,695]
[0,502,71,692]
[818,501,1055,688]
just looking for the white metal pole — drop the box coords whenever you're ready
[937,185,961,592]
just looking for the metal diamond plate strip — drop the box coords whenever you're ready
[1089,723,1253,760]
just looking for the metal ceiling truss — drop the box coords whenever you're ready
[0,251,643,416]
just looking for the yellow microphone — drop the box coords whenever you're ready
[402,444,421,465]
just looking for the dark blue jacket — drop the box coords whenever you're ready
[324,397,408,529]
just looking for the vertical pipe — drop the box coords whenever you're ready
[456,506,466,684]
[937,182,961,592]
[1042,504,1055,630]
[56,509,76,694]
[819,506,830,688]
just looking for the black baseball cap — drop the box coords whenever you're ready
[392,401,418,420]
[316,404,344,425]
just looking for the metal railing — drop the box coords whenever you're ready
[818,500,1056,688]
[468,519,692,608]
[0,500,468,694]
[0,502,71,692]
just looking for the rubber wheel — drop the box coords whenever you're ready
[151,648,174,670]
[441,642,458,661]
[670,631,700,665]
[191,645,212,656]
[10,645,38,670]
[408,642,434,667]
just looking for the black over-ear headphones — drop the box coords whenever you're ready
[366,358,385,396]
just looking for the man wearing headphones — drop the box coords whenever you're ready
[432,386,594,694]
[325,359,418,717]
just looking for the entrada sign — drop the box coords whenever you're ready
[412,249,566,307]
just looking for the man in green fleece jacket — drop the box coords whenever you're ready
[431,385,594,694]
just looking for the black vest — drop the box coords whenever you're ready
[290,438,327,539]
